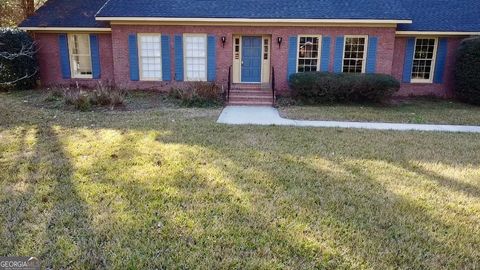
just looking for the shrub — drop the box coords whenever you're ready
[289,72,400,104]
[0,28,38,90]
[45,83,128,111]
[454,37,480,105]
[169,82,223,107]
[91,83,128,107]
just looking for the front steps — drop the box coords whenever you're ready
[227,84,274,106]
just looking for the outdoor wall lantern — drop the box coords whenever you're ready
[277,37,283,48]
[221,36,227,48]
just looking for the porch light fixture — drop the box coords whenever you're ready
[277,37,283,48]
[221,36,227,48]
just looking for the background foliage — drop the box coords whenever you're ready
[0,28,38,90]
[455,37,480,105]
[0,0,46,27]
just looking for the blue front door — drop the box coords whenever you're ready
[241,36,262,83]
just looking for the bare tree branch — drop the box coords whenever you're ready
[0,40,38,86]
[0,42,38,60]
[0,68,38,85]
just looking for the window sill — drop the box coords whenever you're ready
[410,80,434,84]
[139,78,163,82]
[71,77,94,80]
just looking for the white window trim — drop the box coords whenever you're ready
[410,37,438,84]
[183,33,208,82]
[68,34,93,79]
[342,35,369,74]
[296,35,322,73]
[137,33,163,81]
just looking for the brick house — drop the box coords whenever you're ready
[19,0,480,105]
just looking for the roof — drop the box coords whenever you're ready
[19,0,109,28]
[397,0,480,32]
[18,0,480,33]
[96,0,411,20]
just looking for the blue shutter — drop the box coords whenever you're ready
[287,36,297,81]
[89,34,101,79]
[161,35,171,81]
[58,34,71,79]
[174,35,184,81]
[366,36,378,73]
[333,36,344,73]
[403,38,416,83]
[320,36,331,72]
[207,35,216,81]
[128,34,139,81]
[434,38,448,84]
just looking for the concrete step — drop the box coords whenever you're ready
[230,94,273,99]
[231,83,265,88]
[230,90,272,95]
[229,94,272,99]
[228,100,274,106]
[229,97,273,103]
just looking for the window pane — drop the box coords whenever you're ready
[343,37,366,73]
[297,36,320,72]
[184,35,207,81]
[411,38,436,81]
[139,35,162,80]
[69,34,92,77]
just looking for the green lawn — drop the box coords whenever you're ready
[279,99,480,125]
[1,90,480,269]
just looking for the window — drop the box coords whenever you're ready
[234,38,240,60]
[138,34,162,81]
[68,34,92,78]
[411,38,437,83]
[343,36,367,73]
[263,38,269,60]
[297,36,320,72]
[184,34,207,81]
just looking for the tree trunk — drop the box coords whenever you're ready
[21,0,35,18]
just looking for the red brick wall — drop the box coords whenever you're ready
[392,37,463,98]
[34,33,114,87]
[33,28,465,99]
[110,25,397,94]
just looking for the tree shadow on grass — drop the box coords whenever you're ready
[1,125,106,268]
[2,98,480,268]
[40,125,107,268]
[403,162,480,199]
[150,129,480,268]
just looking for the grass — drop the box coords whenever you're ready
[279,98,480,125]
[1,90,480,269]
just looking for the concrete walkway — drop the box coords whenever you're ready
[217,106,480,133]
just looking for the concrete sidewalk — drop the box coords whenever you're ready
[217,106,480,133]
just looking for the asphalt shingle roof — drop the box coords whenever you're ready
[96,0,411,20]
[19,0,480,32]
[19,0,109,28]
[397,0,480,32]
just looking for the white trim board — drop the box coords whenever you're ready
[96,17,412,24]
[396,31,480,36]
[19,27,112,32]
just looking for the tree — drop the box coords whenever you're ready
[20,0,35,18]
[454,37,480,105]
[0,0,47,27]
[0,28,38,90]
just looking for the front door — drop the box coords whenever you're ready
[241,36,262,83]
